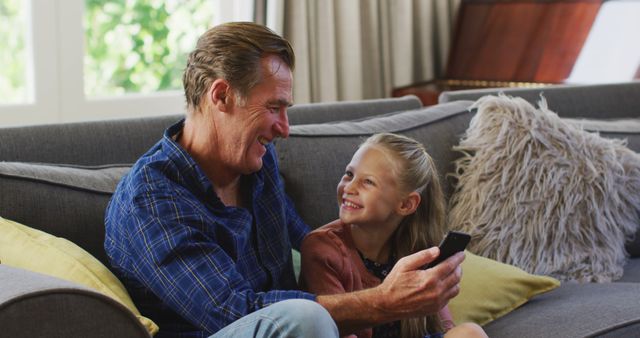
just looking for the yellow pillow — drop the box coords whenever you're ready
[449,251,560,326]
[0,217,159,336]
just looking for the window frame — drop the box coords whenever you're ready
[0,0,255,127]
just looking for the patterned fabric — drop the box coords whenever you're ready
[358,251,396,280]
[105,120,314,338]
[358,252,400,338]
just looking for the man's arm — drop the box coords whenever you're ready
[316,248,464,336]
[106,180,315,333]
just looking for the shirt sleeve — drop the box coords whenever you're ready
[117,180,315,333]
[284,193,310,251]
[299,229,350,295]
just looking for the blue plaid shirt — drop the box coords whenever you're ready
[105,120,315,337]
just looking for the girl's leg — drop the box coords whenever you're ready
[444,322,488,338]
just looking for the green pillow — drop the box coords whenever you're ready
[449,251,560,325]
[0,217,158,335]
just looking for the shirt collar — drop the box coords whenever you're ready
[161,119,267,211]
[162,119,221,206]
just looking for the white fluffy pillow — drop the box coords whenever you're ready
[448,95,640,282]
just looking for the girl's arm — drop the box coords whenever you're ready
[301,227,366,338]
[316,249,464,336]
[300,229,349,295]
[439,304,455,331]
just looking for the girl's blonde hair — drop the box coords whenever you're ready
[361,133,447,337]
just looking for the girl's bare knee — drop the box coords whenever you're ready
[445,322,488,338]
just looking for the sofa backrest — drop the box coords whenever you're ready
[0,116,182,166]
[438,81,640,119]
[0,163,129,265]
[287,95,422,125]
[0,96,421,166]
[0,96,422,265]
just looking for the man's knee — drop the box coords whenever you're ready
[212,299,338,338]
[270,299,338,337]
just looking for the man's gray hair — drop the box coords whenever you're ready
[182,22,295,111]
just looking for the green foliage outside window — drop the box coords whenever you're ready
[84,0,215,97]
[0,0,27,104]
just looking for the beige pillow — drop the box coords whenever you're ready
[0,217,159,335]
[449,251,559,325]
[448,95,640,282]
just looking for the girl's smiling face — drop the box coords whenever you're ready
[337,145,407,229]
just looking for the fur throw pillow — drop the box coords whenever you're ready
[448,95,640,282]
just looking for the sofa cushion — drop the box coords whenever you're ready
[0,217,158,335]
[563,117,640,153]
[483,282,640,338]
[449,95,640,282]
[0,162,129,265]
[618,258,640,283]
[274,100,474,228]
[448,251,559,326]
[564,117,640,257]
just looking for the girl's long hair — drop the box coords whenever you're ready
[362,133,447,337]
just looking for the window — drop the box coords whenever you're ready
[0,0,254,127]
[84,0,216,97]
[0,0,30,104]
[567,0,640,84]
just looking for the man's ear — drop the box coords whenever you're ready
[397,191,421,216]
[208,79,232,112]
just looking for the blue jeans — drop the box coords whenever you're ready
[211,299,339,338]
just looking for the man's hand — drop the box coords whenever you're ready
[316,246,464,335]
[373,247,464,319]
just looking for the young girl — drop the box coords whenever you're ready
[300,133,486,338]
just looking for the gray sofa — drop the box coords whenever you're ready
[1,83,639,337]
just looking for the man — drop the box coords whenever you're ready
[105,22,464,338]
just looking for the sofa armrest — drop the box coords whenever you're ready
[0,265,150,338]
